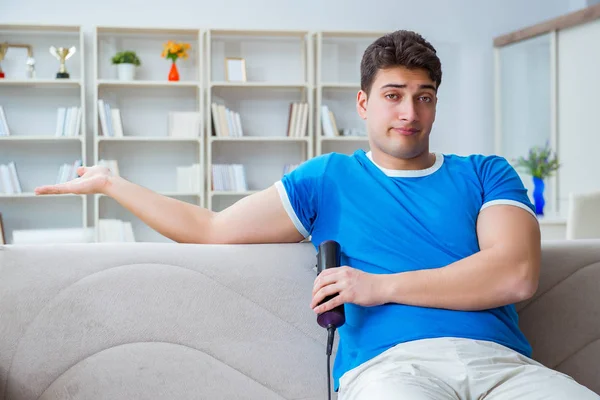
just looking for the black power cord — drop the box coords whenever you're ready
[326,325,336,400]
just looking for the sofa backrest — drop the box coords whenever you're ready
[0,240,599,399]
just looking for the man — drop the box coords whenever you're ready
[35,30,598,399]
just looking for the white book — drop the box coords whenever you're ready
[211,103,222,137]
[55,107,66,137]
[64,107,74,137]
[218,105,229,137]
[234,112,243,137]
[0,106,11,136]
[74,107,82,136]
[7,162,22,193]
[0,165,13,194]
[288,103,298,137]
[299,103,309,137]
[329,110,339,136]
[226,109,235,137]
[111,109,124,137]
[97,99,109,136]
[321,105,336,137]
[104,102,114,137]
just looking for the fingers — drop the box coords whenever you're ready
[34,183,71,195]
[313,272,338,296]
[76,166,86,177]
[311,283,343,310]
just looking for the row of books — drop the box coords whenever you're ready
[286,102,309,137]
[321,105,341,137]
[55,160,83,184]
[55,107,82,137]
[99,99,201,138]
[97,99,125,137]
[211,103,244,137]
[0,162,22,194]
[176,163,202,193]
[0,106,11,136]
[211,164,248,192]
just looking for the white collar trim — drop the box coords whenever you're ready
[366,151,444,177]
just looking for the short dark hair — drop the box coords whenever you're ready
[360,30,442,95]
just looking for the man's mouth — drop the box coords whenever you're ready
[392,127,419,136]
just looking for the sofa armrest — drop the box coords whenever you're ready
[516,239,600,394]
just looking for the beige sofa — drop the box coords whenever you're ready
[0,240,599,399]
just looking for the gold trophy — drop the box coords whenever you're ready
[50,46,76,79]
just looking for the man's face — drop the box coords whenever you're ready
[357,66,437,160]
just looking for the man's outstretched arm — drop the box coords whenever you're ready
[36,166,304,245]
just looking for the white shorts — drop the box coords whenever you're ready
[338,337,598,400]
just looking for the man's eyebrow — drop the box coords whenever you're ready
[380,83,437,91]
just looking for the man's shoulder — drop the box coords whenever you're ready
[443,153,513,175]
[301,150,362,171]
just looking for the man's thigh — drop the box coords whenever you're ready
[339,373,457,400]
[483,363,599,400]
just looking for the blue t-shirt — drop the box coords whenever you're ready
[275,149,537,391]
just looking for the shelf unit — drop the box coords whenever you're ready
[92,26,204,242]
[314,31,387,156]
[0,26,389,243]
[0,24,87,244]
[204,29,314,211]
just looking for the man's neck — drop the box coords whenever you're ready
[370,149,436,171]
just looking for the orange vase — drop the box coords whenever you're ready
[168,61,179,81]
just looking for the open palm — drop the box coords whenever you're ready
[34,166,112,195]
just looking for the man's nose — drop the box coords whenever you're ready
[397,98,418,122]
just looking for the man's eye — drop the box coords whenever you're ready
[385,94,398,100]
[419,96,432,103]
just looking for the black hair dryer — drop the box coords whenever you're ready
[316,240,346,329]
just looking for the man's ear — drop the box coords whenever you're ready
[356,90,368,120]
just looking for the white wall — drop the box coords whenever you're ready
[1,0,573,156]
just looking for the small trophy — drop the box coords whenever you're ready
[50,46,76,79]
[0,42,8,79]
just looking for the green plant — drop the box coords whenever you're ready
[111,51,141,66]
[513,142,560,179]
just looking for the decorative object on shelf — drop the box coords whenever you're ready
[514,142,560,216]
[0,43,6,78]
[162,40,190,81]
[0,42,35,79]
[225,57,246,82]
[49,46,76,79]
[111,50,141,81]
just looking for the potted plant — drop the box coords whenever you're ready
[111,51,141,81]
[162,41,191,81]
[513,142,560,216]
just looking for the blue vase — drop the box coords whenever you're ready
[532,177,545,216]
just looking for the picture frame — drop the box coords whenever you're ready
[0,212,5,245]
[225,57,247,82]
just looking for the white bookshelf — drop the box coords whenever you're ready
[92,26,204,242]
[205,29,314,211]
[314,31,386,156]
[0,24,87,244]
